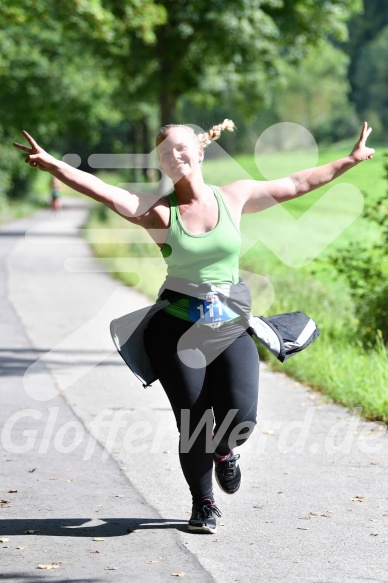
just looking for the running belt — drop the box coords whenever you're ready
[110,278,320,388]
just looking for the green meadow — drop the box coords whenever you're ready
[85,142,388,423]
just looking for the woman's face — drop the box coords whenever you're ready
[157,127,203,182]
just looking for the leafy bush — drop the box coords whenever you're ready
[329,158,388,344]
[0,128,33,204]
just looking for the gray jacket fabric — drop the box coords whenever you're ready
[110,277,320,388]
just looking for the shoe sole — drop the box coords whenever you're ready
[188,524,217,534]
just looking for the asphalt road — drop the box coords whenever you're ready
[1,199,387,583]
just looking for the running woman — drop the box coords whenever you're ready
[13,120,374,533]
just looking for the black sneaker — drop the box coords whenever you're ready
[214,452,241,494]
[188,498,222,534]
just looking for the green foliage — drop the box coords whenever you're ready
[0,20,119,140]
[120,0,363,124]
[0,126,34,202]
[2,0,366,204]
[330,243,388,343]
[346,1,388,139]
[271,40,360,141]
[328,158,388,344]
[271,333,388,423]
[351,25,388,137]
[1,0,166,201]
[179,38,361,150]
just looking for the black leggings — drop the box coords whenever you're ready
[144,310,259,501]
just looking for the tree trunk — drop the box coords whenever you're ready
[157,24,178,127]
[139,117,153,181]
[160,91,177,126]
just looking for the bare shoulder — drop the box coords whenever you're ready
[219,179,289,214]
[218,180,266,212]
[220,179,267,199]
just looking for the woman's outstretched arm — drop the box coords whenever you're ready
[13,130,158,225]
[223,122,375,214]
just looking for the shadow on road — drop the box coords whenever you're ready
[0,517,188,537]
[0,576,100,583]
[0,348,121,376]
[0,231,81,238]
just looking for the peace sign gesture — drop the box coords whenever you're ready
[349,121,375,162]
[13,130,57,172]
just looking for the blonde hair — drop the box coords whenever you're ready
[197,119,236,148]
[156,119,236,149]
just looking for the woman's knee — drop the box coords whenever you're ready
[215,414,257,450]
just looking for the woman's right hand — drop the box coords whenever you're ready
[13,130,58,172]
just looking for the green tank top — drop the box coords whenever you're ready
[160,185,241,320]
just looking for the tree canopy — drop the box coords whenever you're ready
[0,0,370,201]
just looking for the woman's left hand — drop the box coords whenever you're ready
[349,121,375,162]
